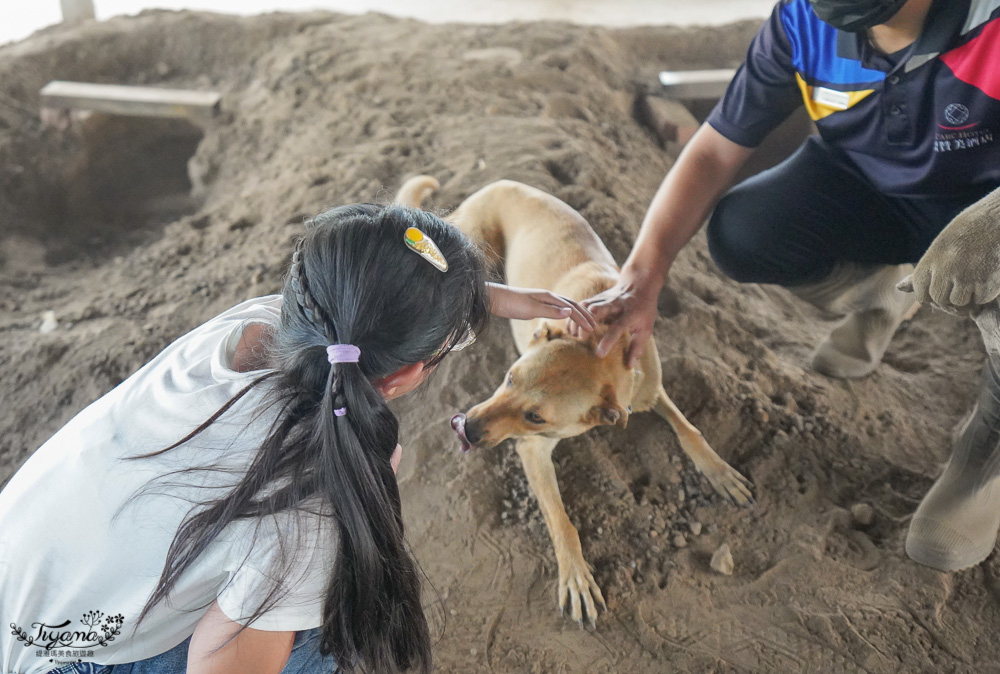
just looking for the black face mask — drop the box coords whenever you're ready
[809,0,910,32]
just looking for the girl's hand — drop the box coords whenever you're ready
[487,283,596,331]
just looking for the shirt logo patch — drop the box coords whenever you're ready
[944,103,970,125]
[812,87,850,110]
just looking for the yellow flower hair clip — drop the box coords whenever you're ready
[404,227,448,272]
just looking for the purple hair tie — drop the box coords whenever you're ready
[327,344,360,418]
[327,344,361,364]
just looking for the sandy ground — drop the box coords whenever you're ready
[1,10,998,673]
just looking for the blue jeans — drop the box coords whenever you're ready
[46,628,337,674]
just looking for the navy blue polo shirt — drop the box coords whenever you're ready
[707,0,1000,198]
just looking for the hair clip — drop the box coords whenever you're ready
[404,227,448,272]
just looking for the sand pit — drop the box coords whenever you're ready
[1,10,996,673]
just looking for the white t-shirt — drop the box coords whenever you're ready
[0,296,338,674]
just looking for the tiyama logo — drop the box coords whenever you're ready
[944,103,970,125]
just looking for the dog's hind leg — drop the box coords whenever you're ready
[652,389,754,506]
[515,436,605,626]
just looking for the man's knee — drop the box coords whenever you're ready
[706,192,771,284]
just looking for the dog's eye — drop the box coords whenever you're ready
[506,373,514,387]
[524,411,546,425]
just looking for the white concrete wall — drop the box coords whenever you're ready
[2,0,774,46]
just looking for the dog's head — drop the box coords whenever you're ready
[452,320,638,451]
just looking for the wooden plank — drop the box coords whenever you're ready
[40,81,221,123]
[658,69,736,101]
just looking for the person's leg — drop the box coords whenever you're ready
[45,664,107,674]
[707,137,921,377]
[99,636,190,674]
[706,136,920,286]
[906,303,1000,570]
[280,628,340,673]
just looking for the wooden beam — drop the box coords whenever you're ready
[658,69,735,101]
[40,81,221,123]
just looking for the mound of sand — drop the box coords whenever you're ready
[0,10,992,672]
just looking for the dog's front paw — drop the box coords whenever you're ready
[678,434,755,507]
[701,460,754,507]
[556,548,606,627]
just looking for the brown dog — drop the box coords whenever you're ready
[395,176,752,626]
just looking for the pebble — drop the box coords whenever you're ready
[689,521,702,536]
[672,534,687,548]
[851,502,875,527]
[710,543,734,575]
[470,648,478,656]
[38,310,58,334]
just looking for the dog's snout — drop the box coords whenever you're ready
[464,418,484,445]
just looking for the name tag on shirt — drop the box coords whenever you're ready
[813,87,850,110]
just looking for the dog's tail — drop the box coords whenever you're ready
[394,175,440,208]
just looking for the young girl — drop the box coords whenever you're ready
[0,202,594,674]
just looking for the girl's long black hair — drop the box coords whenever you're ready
[128,203,490,673]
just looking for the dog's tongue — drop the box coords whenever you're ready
[451,414,472,453]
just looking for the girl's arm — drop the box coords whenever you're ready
[486,282,597,330]
[187,600,295,674]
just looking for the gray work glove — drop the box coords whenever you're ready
[898,186,1000,315]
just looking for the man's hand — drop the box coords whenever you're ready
[898,187,1000,313]
[487,283,597,331]
[569,269,663,367]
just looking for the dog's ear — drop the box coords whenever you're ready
[588,385,629,428]
[532,322,565,343]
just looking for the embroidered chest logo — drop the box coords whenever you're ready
[944,103,970,125]
[935,102,992,153]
